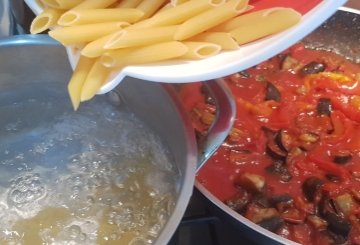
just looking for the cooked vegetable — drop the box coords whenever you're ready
[302,177,323,202]
[300,61,326,75]
[265,82,281,102]
[235,173,266,194]
[317,98,332,116]
[181,42,360,244]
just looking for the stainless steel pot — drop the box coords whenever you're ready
[195,7,360,245]
[0,34,235,244]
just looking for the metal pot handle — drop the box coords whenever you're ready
[196,78,236,170]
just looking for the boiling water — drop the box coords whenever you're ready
[0,93,179,245]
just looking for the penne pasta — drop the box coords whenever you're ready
[81,34,115,58]
[229,8,301,45]
[104,26,178,49]
[129,0,225,29]
[30,0,303,109]
[136,0,168,20]
[170,0,190,6]
[187,32,238,50]
[80,59,111,101]
[57,8,144,26]
[154,3,173,14]
[210,6,267,32]
[101,41,188,68]
[115,0,142,8]
[40,0,83,9]
[71,0,118,10]
[68,55,96,110]
[180,41,221,59]
[30,8,64,34]
[174,0,248,40]
[49,22,129,45]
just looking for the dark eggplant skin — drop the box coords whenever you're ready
[265,82,281,102]
[265,161,292,182]
[266,140,287,161]
[333,153,352,165]
[300,61,326,76]
[302,177,324,202]
[258,217,285,232]
[318,196,352,238]
[225,189,252,213]
[317,98,332,116]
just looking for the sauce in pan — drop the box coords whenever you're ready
[180,43,360,244]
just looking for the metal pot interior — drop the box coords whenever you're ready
[0,35,197,244]
[195,8,360,245]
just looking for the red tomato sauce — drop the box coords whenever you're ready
[179,43,360,245]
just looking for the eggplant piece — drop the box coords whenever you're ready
[281,55,301,72]
[235,173,266,194]
[307,215,328,230]
[302,177,324,202]
[270,194,293,205]
[266,140,287,161]
[265,82,281,102]
[280,207,305,224]
[318,196,352,238]
[225,189,251,213]
[298,132,320,151]
[321,230,347,245]
[334,193,355,217]
[265,161,292,182]
[333,152,352,165]
[300,61,326,76]
[274,130,293,152]
[270,194,294,212]
[317,98,332,116]
[326,173,341,182]
[322,212,351,238]
[258,217,285,232]
[245,203,279,224]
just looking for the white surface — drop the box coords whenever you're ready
[25,0,347,94]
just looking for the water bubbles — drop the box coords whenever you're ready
[0,94,179,244]
[129,237,150,245]
[7,173,46,208]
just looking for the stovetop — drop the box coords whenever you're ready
[168,188,258,245]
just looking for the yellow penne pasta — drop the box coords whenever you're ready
[81,33,116,58]
[30,8,64,34]
[180,41,221,59]
[81,59,111,101]
[155,3,173,14]
[188,32,238,50]
[229,8,301,45]
[58,8,144,26]
[49,22,129,45]
[72,0,118,10]
[40,0,83,9]
[170,0,190,6]
[116,0,142,8]
[136,0,168,20]
[129,0,225,29]
[105,26,178,49]
[68,56,95,110]
[174,0,248,40]
[101,41,188,67]
[210,6,267,32]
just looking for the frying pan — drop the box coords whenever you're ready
[195,7,360,245]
